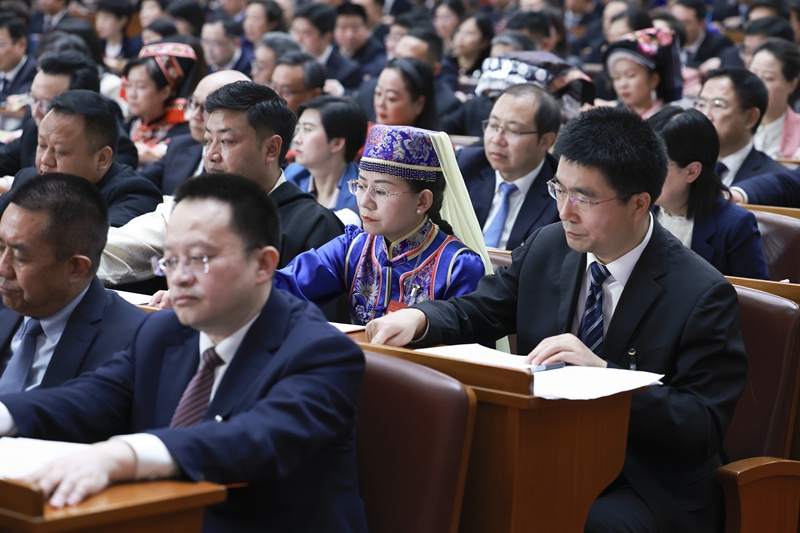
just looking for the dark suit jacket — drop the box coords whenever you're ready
[0,277,146,388]
[272,181,345,268]
[1,289,368,533]
[442,94,493,136]
[735,165,800,207]
[0,117,139,178]
[137,134,203,195]
[28,11,71,36]
[5,162,162,227]
[654,197,769,279]
[2,55,36,98]
[326,48,364,91]
[731,146,787,184]
[415,221,747,533]
[348,37,386,79]
[101,35,143,59]
[354,77,461,124]
[457,147,560,249]
[690,31,743,68]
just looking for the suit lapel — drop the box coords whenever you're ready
[0,309,22,368]
[472,166,496,226]
[558,250,585,334]
[39,278,104,388]
[508,158,558,248]
[603,226,669,367]
[155,330,200,427]
[689,215,716,264]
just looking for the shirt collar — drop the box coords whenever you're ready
[269,170,286,194]
[1,54,27,78]
[720,140,754,184]
[493,157,546,198]
[220,47,242,71]
[317,44,334,65]
[29,282,92,342]
[685,30,705,54]
[585,211,654,289]
[199,311,261,365]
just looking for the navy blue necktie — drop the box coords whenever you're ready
[484,182,518,248]
[0,319,43,393]
[578,262,611,356]
[715,161,728,179]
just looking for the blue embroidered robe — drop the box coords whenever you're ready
[274,220,486,324]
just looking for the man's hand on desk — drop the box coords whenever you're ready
[23,440,137,508]
[524,333,608,368]
[365,308,428,346]
[149,289,172,309]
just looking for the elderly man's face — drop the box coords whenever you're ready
[0,205,77,317]
[35,112,111,184]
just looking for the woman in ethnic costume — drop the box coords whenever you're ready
[123,40,197,151]
[273,124,487,325]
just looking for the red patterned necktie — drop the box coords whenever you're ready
[170,347,225,428]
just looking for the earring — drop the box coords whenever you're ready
[416,209,421,214]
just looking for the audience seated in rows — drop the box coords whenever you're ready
[335,3,386,80]
[270,50,324,114]
[0,14,36,104]
[201,15,253,77]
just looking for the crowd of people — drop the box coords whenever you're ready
[0,0,799,530]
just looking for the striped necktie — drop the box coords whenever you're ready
[0,319,43,393]
[170,347,225,428]
[578,262,611,356]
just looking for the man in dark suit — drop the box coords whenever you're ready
[696,68,785,185]
[28,0,70,37]
[0,90,162,227]
[0,173,145,393]
[367,107,747,533]
[0,174,367,533]
[270,52,324,115]
[459,84,561,250]
[291,3,363,91]
[138,70,250,194]
[0,50,139,178]
[730,165,800,207]
[671,0,743,69]
[354,28,461,122]
[0,15,36,103]
[335,3,386,79]
[201,15,253,77]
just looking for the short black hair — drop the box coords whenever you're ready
[49,90,119,156]
[748,0,790,20]
[168,0,205,36]
[142,0,169,11]
[506,10,551,41]
[403,26,444,64]
[491,31,536,51]
[205,81,297,160]
[54,17,105,66]
[258,31,302,58]
[610,8,653,32]
[555,107,667,206]
[96,0,135,21]
[433,0,465,21]
[392,10,434,31]
[297,95,368,162]
[705,68,769,133]
[145,18,179,40]
[247,0,286,32]
[500,83,562,135]
[38,50,101,92]
[648,106,725,221]
[0,14,27,42]
[754,37,800,82]
[206,14,244,39]
[675,0,706,21]
[173,173,281,250]
[294,3,337,35]
[337,3,368,24]
[34,31,93,61]
[8,173,109,275]
[744,16,795,41]
[275,50,325,91]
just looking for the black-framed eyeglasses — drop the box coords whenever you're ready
[547,180,630,210]
[482,119,537,140]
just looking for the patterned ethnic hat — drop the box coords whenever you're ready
[359,124,442,182]
[138,42,197,90]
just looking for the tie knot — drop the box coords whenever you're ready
[715,161,728,177]
[499,182,518,197]
[201,347,224,371]
[23,319,43,339]
[589,261,611,287]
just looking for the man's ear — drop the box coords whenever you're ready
[65,254,92,282]
[263,134,283,165]
[95,146,114,176]
[255,245,281,284]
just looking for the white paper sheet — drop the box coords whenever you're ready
[415,343,663,399]
[112,290,152,306]
[329,322,366,333]
[0,437,90,479]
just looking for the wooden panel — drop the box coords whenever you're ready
[741,204,800,220]
[726,277,800,307]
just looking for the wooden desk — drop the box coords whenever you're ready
[351,333,635,533]
[0,479,225,533]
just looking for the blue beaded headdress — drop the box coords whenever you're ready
[359,124,442,182]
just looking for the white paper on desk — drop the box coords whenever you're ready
[533,366,663,400]
[0,437,90,479]
[416,343,538,370]
[329,322,366,333]
[112,289,152,306]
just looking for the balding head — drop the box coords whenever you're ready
[188,70,251,141]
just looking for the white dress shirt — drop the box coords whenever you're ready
[482,158,546,249]
[570,213,654,336]
[0,54,28,85]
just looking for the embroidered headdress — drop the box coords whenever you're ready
[360,124,442,182]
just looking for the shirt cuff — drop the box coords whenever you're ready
[730,186,749,204]
[111,433,179,480]
[0,402,18,436]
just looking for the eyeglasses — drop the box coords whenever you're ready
[348,180,414,203]
[250,61,268,73]
[151,248,255,277]
[200,39,231,49]
[270,84,308,98]
[186,97,208,116]
[26,93,51,113]
[482,120,537,141]
[547,180,630,210]
[694,98,729,113]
